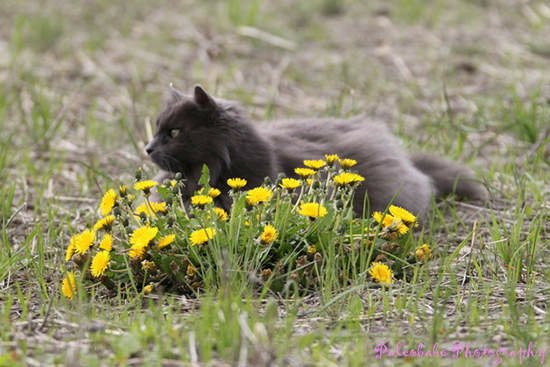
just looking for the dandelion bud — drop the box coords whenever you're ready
[143,284,153,294]
[374,254,386,262]
[119,185,127,197]
[415,244,432,262]
[186,264,197,277]
[141,260,156,272]
[175,172,183,180]
[135,168,143,181]
[72,253,86,267]
[261,268,272,279]
[324,154,340,165]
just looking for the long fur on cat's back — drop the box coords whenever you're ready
[146,86,487,217]
[261,116,435,216]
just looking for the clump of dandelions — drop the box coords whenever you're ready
[62,158,429,299]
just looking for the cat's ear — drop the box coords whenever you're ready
[168,83,185,105]
[193,85,216,109]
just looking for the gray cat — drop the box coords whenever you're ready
[145,85,487,217]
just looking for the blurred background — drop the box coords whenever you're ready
[0,0,549,205]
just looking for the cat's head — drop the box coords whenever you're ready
[146,85,238,173]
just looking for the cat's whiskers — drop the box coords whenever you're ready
[157,153,183,173]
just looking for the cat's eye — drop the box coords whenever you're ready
[169,129,180,138]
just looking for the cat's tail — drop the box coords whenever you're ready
[410,153,488,201]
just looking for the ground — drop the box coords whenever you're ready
[0,0,549,366]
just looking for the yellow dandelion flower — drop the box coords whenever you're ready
[369,262,394,285]
[294,167,316,177]
[372,211,394,227]
[157,234,176,249]
[213,207,229,221]
[208,188,221,198]
[65,237,76,262]
[129,244,147,260]
[333,172,365,186]
[246,187,273,205]
[389,205,417,227]
[324,154,340,164]
[133,180,158,192]
[280,178,301,190]
[307,245,317,254]
[74,229,95,255]
[372,212,409,235]
[303,159,327,170]
[191,195,213,207]
[129,225,159,248]
[143,284,153,294]
[90,250,110,278]
[396,223,409,235]
[306,178,313,186]
[99,234,113,251]
[260,224,278,244]
[189,227,216,246]
[61,272,77,299]
[186,264,197,277]
[415,244,432,262]
[339,158,357,168]
[134,202,168,216]
[93,215,115,232]
[170,180,177,188]
[99,189,117,216]
[227,178,247,189]
[298,203,328,218]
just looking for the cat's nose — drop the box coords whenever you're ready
[145,141,154,155]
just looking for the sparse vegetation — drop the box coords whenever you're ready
[1,0,549,366]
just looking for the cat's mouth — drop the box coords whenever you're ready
[149,151,186,173]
